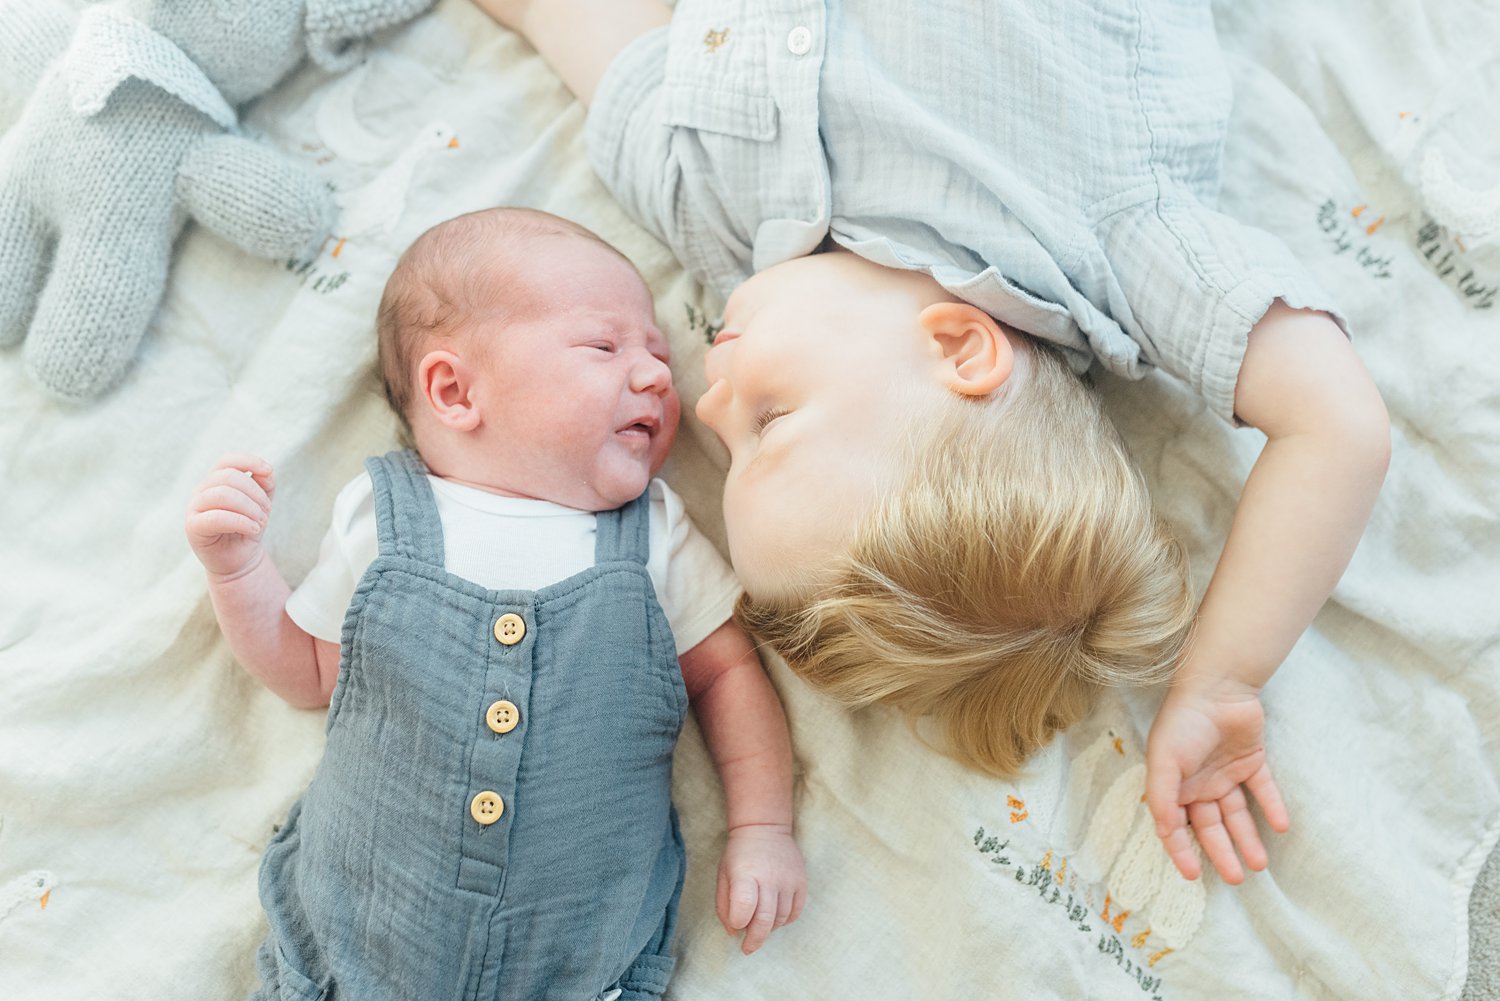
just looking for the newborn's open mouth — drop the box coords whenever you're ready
[618,418,657,438]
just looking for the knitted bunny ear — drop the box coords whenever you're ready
[64,4,235,127]
[304,0,437,72]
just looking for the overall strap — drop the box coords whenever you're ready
[364,449,446,566]
[593,489,651,567]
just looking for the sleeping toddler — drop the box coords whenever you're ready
[185,207,805,1001]
[475,0,1392,886]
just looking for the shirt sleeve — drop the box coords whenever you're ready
[284,473,377,645]
[648,480,742,655]
[584,23,760,299]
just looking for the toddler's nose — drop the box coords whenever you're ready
[694,378,730,434]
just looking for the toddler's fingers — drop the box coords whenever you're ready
[1143,755,1185,840]
[1187,800,1244,885]
[741,892,777,955]
[1245,765,1290,833]
[1159,823,1201,881]
[1219,788,1268,873]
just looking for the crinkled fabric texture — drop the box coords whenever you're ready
[586,0,1344,422]
[250,451,686,1001]
[0,1,1498,999]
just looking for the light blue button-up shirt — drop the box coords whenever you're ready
[587,0,1340,422]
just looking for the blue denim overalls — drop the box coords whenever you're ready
[250,450,689,1001]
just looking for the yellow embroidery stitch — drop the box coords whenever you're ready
[1149,947,1174,967]
[1131,928,1152,949]
[704,27,730,52]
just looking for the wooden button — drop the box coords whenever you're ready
[470,790,504,825]
[493,613,525,645]
[486,700,520,734]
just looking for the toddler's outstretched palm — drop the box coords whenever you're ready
[1145,683,1290,884]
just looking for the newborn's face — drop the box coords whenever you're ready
[472,238,679,511]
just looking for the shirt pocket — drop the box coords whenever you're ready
[662,3,778,141]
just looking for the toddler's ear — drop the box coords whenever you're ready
[418,349,481,431]
[919,302,1015,397]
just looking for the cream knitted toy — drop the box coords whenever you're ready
[0,0,435,400]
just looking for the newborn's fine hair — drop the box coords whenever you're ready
[375,207,631,429]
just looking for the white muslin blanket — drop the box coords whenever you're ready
[0,1,1497,999]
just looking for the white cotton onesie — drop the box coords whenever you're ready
[286,473,741,655]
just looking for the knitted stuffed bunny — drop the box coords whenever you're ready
[0,0,434,400]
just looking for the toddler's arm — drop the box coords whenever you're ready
[1146,303,1390,883]
[473,0,667,106]
[679,620,806,955]
[184,455,342,709]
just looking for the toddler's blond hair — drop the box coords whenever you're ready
[736,339,1194,776]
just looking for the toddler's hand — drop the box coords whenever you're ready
[185,454,275,581]
[716,824,806,955]
[1145,680,1290,885]
[470,0,532,32]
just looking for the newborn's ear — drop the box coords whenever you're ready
[919,302,1015,397]
[418,349,481,431]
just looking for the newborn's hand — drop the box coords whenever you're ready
[716,824,806,955]
[184,454,275,581]
[1145,680,1290,884]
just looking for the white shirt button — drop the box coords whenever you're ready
[786,26,813,56]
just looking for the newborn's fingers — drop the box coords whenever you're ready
[186,509,261,541]
[197,467,272,514]
[787,887,806,926]
[725,875,757,933]
[741,890,777,955]
[192,484,270,526]
[212,454,275,501]
[1187,800,1243,885]
[715,868,731,933]
[774,888,794,929]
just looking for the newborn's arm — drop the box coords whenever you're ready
[679,620,805,955]
[1146,302,1391,881]
[185,455,342,710]
[472,0,668,106]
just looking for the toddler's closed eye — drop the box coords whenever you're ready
[751,408,788,436]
